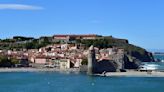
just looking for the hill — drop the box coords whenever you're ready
[0,35,154,67]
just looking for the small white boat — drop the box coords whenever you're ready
[161,60,164,62]
[139,64,159,71]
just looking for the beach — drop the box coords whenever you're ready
[95,70,164,77]
[0,68,80,73]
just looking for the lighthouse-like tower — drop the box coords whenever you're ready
[87,45,96,75]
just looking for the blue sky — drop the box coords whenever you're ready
[0,0,164,50]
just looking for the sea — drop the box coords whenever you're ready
[0,55,164,92]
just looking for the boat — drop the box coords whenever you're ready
[161,60,164,62]
[139,64,159,71]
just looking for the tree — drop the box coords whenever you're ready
[11,58,19,65]
[81,58,88,65]
[0,56,12,67]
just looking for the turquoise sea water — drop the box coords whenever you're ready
[0,55,164,92]
[143,55,164,70]
[154,54,164,60]
[0,72,164,92]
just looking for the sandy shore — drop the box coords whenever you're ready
[0,68,80,72]
[97,71,164,77]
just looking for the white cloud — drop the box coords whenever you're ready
[0,4,44,10]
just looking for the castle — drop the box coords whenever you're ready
[87,45,125,75]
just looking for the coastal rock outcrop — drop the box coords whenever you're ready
[80,36,155,69]
[95,60,117,73]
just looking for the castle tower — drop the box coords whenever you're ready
[87,45,96,75]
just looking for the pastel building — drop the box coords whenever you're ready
[60,59,71,69]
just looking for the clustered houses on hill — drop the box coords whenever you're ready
[30,43,124,69]
[0,34,154,69]
[0,43,124,70]
[29,44,85,69]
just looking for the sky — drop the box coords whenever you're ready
[0,0,164,50]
